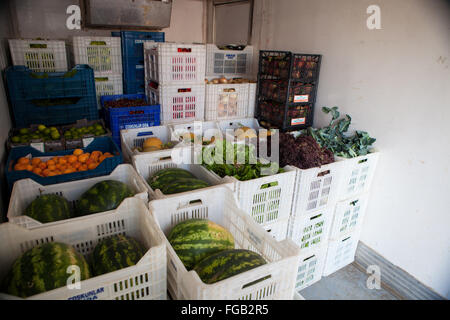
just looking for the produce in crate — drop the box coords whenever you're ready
[148,168,210,195]
[11,125,61,144]
[91,234,146,276]
[24,194,72,223]
[133,137,176,153]
[63,123,106,140]
[205,77,252,85]
[202,140,284,181]
[306,106,377,158]
[1,242,91,298]
[102,97,147,108]
[168,219,235,270]
[12,148,115,177]
[75,180,134,216]
[193,249,267,285]
[275,133,334,169]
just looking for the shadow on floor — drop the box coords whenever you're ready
[300,263,400,300]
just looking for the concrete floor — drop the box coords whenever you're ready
[300,263,400,300]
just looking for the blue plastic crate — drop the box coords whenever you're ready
[100,94,161,143]
[112,31,164,94]
[6,136,123,192]
[6,65,99,127]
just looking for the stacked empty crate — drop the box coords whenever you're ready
[256,50,321,131]
[205,44,256,121]
[72,36,123,109]
[144,42,206,124]
[322,152,380,276]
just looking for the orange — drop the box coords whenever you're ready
[31,158,41,166]
[26,164,33,171]
[87,163,98,170]
[73,149,83,156]
[78,153,89,163]
[39,162,47,170]
[59,165,67,172]
[63,168,74,174]
[42,169,51,177]
[73,162,81,170]
[47,171,57,177]
[99,155,107,162]
[33,167,42,175]
[18,157,30,165]
[47,164,56,171]
[47,159,56,166]
[103,152,113,157]
[14,163,27,171]
[80,164,88,171]
[68,155,77,164]
[59,158,67,165]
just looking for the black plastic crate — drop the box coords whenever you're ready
[256,50,321,131]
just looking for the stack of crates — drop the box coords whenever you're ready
[322,152,380,276]
[144,42,206,124]
[256,50,322,131]
[287,159,345,293]
[112,31,165,95]
[204,44,257,121]
[72,36,124,109]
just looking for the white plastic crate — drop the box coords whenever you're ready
[7,164,149,230]
[217,117,265,146]
[145,42,206,85]
[329,193,370,241]
[94,73,123,108]
[294,246,327,292]
[9,39,68,72]
[120,125,182,163]
[147,82,205,125]
[287,207,333,252]
[73,36,122,74]
[262,218,289,242]
[206,44,254,78]
[0,198,167,300]
[323,230,361,276]
[148,186,301,300]
[132,152,233,200]
[337,151,380,200]
[205,83,251,121]
[247,82,257,118]
[201,163,297,227]
[290,161,345,219]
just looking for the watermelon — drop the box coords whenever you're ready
[2,242,91,298]
[161,177,210,195]
[148,167,195,190]
[193,249,267,284]
[91,234,146,276]
[75,180,134,217]
[168,219,235,270]
[24,194,72,223]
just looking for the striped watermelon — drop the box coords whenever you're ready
[193,249,267,284]
[75,180,134,217]
[24,194,72,223]
[149,167,195,191]
[168,219,235,270]
[91,234,146,276]
[161,177,210,195]
[2,242,91,298]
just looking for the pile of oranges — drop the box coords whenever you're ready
[13,149,114,177]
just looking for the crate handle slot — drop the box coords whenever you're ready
[29,43,47,49]
[129,110,144,115]
[89,41,107,46]
[342,236,351,242]
[310,213,322,220]
[95,77,109,82]
[358,158,368,164]
[177,199,203,210]
[303,254,316,262]
[137,131,155,137]
[260,181,278,189]
[177,48,192,53]
[317,170,330,177]
[350,199,359,206]
[159,156,172,161]
[223,88,236,93]
[178,88,192,93]
[242,275,272,289]
[189,199,202,205]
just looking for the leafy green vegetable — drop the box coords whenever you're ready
[306,106,376,158]
[201,140,282,181]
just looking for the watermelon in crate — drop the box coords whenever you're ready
[7,164,148,230]
[24,194,72,224]
[148,186,301,300]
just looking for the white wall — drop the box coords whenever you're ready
[252,0,450,298]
